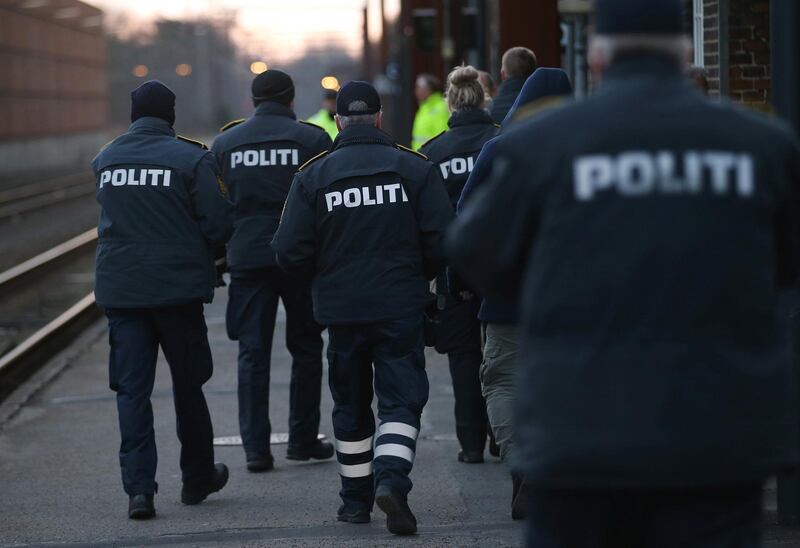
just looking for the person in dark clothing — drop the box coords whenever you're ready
[419,65,499,464]
[454,67,573,520]
[272,81,454,535]
[488,46,538,123]
[211,69,334,473]
[446,0,800,545]
[92,80,234,520]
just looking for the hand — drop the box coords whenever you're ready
[215,257,227,287]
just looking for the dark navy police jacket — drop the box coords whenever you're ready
[92,117,234,308]
[211,102,332,272]
[447,55,800,488]
[419,108,499,208]
[420,108,498,306]
[272,124,454,326]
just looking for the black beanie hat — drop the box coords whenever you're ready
[595,0,684,35]
[130,80,176,126]
[336,81,381,116]
[252,69,295,106]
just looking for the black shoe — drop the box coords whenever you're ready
[511,473,529,520]
[489,439,500,458]
[286,439,334,461]
[128,494,155,520]
[375,484,417,535]
[181,463,229,505]
[246,453,274,472]
[337,505,371,524]
[457,450,484,463]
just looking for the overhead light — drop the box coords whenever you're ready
[176,63,192,77]
[132,65,148,78]
[321,76,340,91]
[250,61,268,74]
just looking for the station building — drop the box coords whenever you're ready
[0,0,109,179]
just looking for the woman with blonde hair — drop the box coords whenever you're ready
[419,65,499,464]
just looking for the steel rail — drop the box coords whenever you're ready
[0,228,98,296]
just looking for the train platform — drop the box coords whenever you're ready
[0,289,521,547]
[2,288,800,547]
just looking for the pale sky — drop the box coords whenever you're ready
[86,0,366,61]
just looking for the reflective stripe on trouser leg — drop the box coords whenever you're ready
[373,422,419,497]
[335,436,374,478]
[336,435,375,512]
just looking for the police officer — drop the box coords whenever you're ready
[447,0,800,545]
[307,88,339,140]
[272,81,453,535]
[93,80,233,519]
[419,65,499,464]
[412,74,450,150]
[211,69,334,473]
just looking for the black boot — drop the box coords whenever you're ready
[246,452,274,472]
[181,463,229,505]
[511,473,529,520]
[457,450,484,463]
[286,439,334,461]
[337,504,371,524]
[375,484,417,535]
[128,494,155,520]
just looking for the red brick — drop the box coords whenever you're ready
[741,66,765,78]
[743,39,767,52]
[730,78,755,91]
[751,1,769,13]
[730,52,753,64]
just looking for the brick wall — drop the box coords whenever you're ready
[727,0,771,109]
[697,0,771,108]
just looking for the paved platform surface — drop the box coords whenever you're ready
[3,288,800,547]
[0,289,522,547]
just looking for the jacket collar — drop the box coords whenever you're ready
[255,101,296,119]
[497,76,526,97]
[128,116,175,136]
[448,108,495,128]
[332,124,395,151]
[604,53,684,85]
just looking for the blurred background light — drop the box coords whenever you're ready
[175,63,192,77]
[132,64,148,77]
[321,75,340,91]
[250,61,268,74]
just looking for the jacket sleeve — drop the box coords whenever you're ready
[190,152,234,252]
[416,165,455,279]
[272,174,316,275]
[457,137,497,213]
[445,143,538,299]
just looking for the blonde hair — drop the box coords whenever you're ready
[445,65,485,112]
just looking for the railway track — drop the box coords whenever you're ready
[0,172,95,221]
[0,228,100,402]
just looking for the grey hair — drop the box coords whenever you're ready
[337,100,380,128]
[589,34,691,66]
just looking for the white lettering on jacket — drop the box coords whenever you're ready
[574,151,754,201]
[230,149,300,168]
[99,168,172,189]
[325,184,409,212]
[439,156,475,179]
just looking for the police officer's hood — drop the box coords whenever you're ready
[500,68,573,131]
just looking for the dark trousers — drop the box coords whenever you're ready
[434,299,489,454]
[328,315,429,512]
[106,303,215,496]
[525,484,763,548]
[227,268,324,458]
